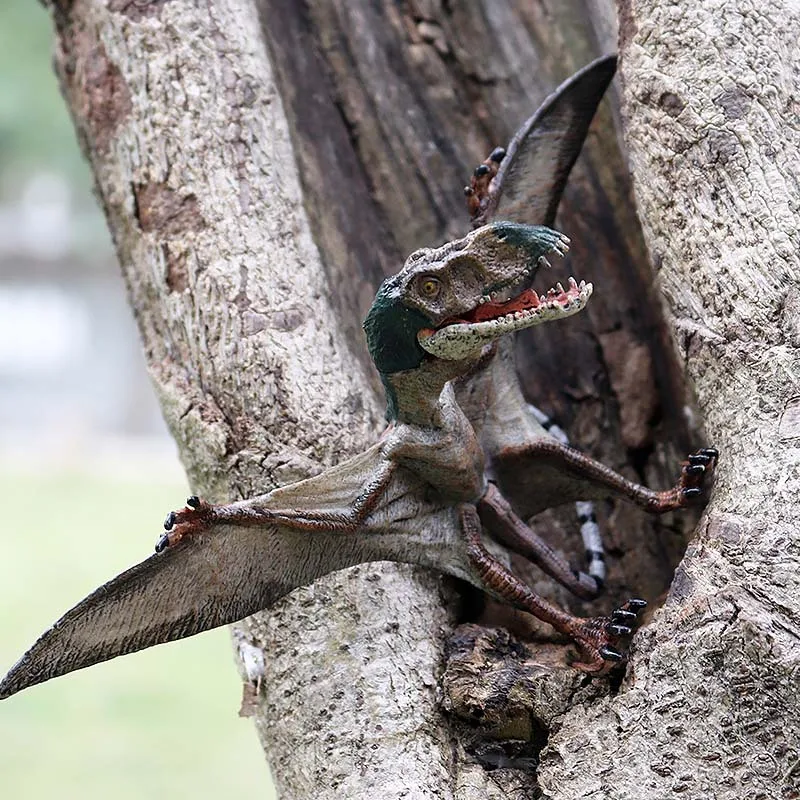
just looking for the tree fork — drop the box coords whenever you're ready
[38,0,750,797]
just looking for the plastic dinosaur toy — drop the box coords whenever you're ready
[0,56,716,700]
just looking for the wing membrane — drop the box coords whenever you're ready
[487,54,616,226]
[0,525,332,699]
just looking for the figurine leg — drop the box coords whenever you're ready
[157,461,397,551]
[525,403,606,587]
[477,482,602,600]
[499,441,718,513]
[460,504,646,672]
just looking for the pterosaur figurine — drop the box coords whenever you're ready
[0,55,715,700]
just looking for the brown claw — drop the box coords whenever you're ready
[465,148,505,223]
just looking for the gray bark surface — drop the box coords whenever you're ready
[535,2,800,798]
[42,0,797,797]
[47,1,458,796]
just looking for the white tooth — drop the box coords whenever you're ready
[538,256,551,269]
[579,280,586,290]
[556,282,565,293]
[568,276,578,289]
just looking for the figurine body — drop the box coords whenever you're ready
[0,56,715,700]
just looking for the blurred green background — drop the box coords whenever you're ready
[0,2,274,797]
[0,471,272,798]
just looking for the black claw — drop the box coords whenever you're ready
[489,146,506,163]
[685,464,705,475]
[682,487,702,498]
[187,496,200,509]
[164,511,176,530]
[688,453,710,466]
[155,534,169,553]
[474,164,490,177]
[612,609,637,623]
[464,185,473,196]
[600,646,623,662]
[627,598,647,611]
[700,447,718,459]
[607,624,632,637]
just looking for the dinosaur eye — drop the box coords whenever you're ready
[419,276,442,299]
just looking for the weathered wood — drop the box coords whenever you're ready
[258,0,697,636]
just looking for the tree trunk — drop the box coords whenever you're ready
[43,0,797,797]
[534,3,800,799]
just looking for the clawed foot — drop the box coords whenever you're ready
[678,447,718,504]
[464,146,505,225]
[155,496,213,553]
[569,598,648,673]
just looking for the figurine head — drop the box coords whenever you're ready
[363,222,591,373]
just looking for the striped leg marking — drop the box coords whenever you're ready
[527,404,607,586]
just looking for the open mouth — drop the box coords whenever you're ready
[417,276,592,360]
[463,276,588,324]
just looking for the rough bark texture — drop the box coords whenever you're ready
[46,1,466,796]
[42,0,795,797]
[248,4,700,795]
[533,2,800,798]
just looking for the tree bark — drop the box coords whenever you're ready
[46,1,459,796]
[42,0,798,797]
[534,3,800,799]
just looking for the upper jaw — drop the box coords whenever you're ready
[417,276,593,360]
[416,229,590,361]
[478,227,569,303]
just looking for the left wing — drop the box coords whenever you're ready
[0,527,311,699]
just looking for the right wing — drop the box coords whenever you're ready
[0,448,465,701]
[475,54,617,228]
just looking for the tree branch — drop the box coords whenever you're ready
[47,0,459,796]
